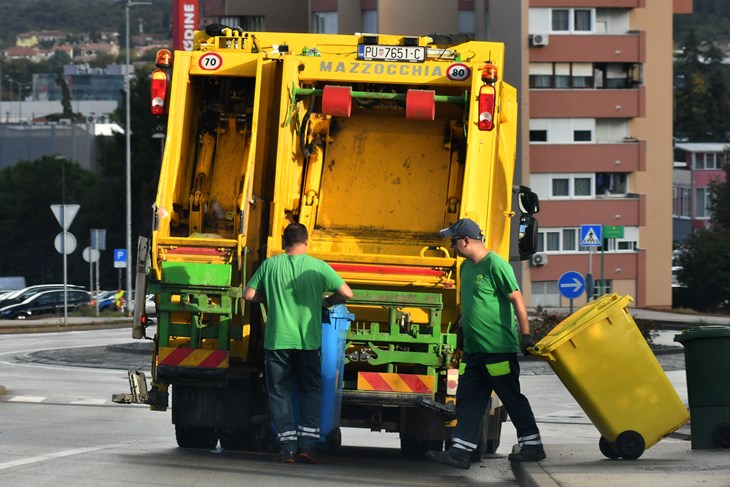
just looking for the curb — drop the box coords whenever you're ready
[0,320,131,334]
[511,460,559,487]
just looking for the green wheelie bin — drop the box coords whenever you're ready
[530,294,690,460]
[674,325,730,449]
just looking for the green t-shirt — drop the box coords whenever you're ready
[460,252,520,353]
[247,253,345,350]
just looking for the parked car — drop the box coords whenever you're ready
[0,289,91,320]
[0,284,85,308]
[130,293,157,317]
[92,290,119,312]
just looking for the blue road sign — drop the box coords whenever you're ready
[113,248,127,269]
[580,224,602,247]
[558,271,586,299]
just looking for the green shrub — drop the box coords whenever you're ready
[530,306,656,344]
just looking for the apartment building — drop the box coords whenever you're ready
[209,0,692,309]
[673,142,729,242]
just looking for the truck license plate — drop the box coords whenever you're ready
[357,45,426,63]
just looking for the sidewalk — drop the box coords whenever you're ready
[511,424,730,487]
[511,308,730,487]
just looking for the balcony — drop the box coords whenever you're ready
[530,1,643,8]
[530,140,646,173]
[530,87,645,118]
[537,195,644,228]
[529,32,645,63]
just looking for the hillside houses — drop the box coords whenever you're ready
[2,29,167,63]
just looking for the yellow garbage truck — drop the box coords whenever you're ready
[113,26,540,458]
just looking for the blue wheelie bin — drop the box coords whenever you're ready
[319,304,354,451]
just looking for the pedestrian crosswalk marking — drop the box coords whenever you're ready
[8,395,45,403]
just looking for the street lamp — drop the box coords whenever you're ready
[124,0,151,315]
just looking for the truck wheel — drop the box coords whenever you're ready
[175,425,218,449]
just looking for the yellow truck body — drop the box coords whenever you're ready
[118,28,538,457]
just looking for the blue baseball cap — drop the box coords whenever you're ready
[439,218,483,239]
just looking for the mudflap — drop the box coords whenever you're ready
[111,368,168,409]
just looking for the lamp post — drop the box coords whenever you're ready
[124,0,151,315]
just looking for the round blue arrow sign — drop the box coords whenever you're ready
[558,271,586,299]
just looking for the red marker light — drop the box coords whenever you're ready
[150,69,168,116]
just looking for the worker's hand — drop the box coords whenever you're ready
[521,334,536,356]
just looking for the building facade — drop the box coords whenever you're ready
[673,142,729,242]
[205,0,692,309]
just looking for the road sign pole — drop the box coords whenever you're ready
[62,212,67,325]
[569,298,574,314]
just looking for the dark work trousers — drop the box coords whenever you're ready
[450,352,542,455]
[265,349,322,452]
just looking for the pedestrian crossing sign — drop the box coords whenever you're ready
[580,224,602,247]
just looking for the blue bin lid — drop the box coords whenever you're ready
[674,325,730,343]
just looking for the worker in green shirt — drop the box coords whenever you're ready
[244,223,352,464]
[427,218,545,469]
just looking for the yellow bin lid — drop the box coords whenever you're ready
[532,293,634,356]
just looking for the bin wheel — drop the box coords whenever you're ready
[325,427,342,453]
[615,430,645,460]
[712,423,730,448]
[598,436,620,459]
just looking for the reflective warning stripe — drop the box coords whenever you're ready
[158,347,228,368]
[357,372,435,393]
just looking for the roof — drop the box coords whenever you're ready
[675,142,730,153]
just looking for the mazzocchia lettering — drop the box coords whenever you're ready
[319,61,443,77]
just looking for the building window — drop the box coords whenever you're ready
[362,10,377,33]
[538,227,638,253]
[530,130,547,142]
[595,173,627,196]
[531,281,560,307]
[550,8,594,33]
[574,130,592,142]
[555,63,570,88]
[593,279,612,298]
[696,188,710,219]
[529,62,594,89]
[551,9,569,31]
[681,188,691,217]
[458,10,475,35]
[550,174,594,199]
[563,229,577,251]
[241,16,264,31]
[552,178,569,197]
[574,9,593,32]
[693,152,723,170]
[574,177,592,196]
[313,12,338,34]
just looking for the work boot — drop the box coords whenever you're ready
[426,449,471,470]
[273,442,297,463]
[508,444,546,462]
[297,449,319,464]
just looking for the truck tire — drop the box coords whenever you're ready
[175,425,218,449]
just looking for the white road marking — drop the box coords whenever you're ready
[8,395,45,402]
[69,398,107,405]
[0,444,122,471]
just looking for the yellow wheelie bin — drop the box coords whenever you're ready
[530,293,690,460]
